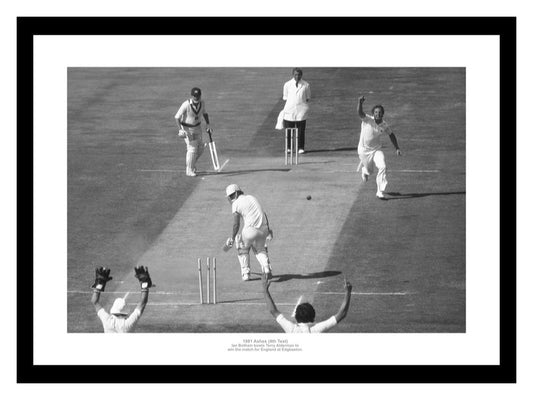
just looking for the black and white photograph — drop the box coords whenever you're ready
[8,7,525,394]
[67,66,466,335]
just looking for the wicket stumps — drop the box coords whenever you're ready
[285,128,299,165]
[198,257,217,304]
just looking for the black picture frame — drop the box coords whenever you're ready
[17,16,516,384]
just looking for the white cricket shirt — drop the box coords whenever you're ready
[175,99,207,126]
[282,78,311,121]
[232,194,265,229]
[358,114,392,153]
[97,308,142,333]
[275,314,338,333]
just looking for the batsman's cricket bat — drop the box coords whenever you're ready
[207,130,221,172]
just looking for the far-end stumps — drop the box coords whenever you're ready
[285,128,299,165]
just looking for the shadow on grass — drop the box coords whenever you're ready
[218,297,264,304]
[243,271,342,284]
[304,147,356,154]
[272,270,342,283]
[383,191,466,200]
[199,168,291,177]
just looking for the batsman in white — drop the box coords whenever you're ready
[175,87,213,177]
[356,95,402,199]
[224,184,274,281]
[90,266,153,333]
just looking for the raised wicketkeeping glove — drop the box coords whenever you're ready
[134,265,153,289]
[91,267,112,291]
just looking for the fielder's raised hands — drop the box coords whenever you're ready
[91,267,112,292]
[134,265,153,290]
[335,277,353,323]
[261,272,280,318]
[343,277,353,293]
[357,95,366,118]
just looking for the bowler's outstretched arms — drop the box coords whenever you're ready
[357,96,366,119]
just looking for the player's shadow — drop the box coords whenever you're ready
[383,191,465,200]
[304,147,356,154]
[271,270,342,283]
[295,160,335,166]
[199,168,291,177]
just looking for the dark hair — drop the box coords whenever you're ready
[229,190,243,200]
[371,104,385,115]
[294,302,315,323]
[292,67,303,75]
[191,87,202,97]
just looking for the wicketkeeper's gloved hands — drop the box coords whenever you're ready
[91,267,112,291]
[134,265,153,290]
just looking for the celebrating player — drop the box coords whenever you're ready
[261,274,353,333]
[356,95,402,200]
[90,266,153,333]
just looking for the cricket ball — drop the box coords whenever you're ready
[306,195,312,200]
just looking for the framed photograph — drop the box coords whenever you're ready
[18,16,515,383]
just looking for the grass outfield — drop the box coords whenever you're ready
[67,67,465,333]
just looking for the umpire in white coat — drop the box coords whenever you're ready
[282,68,311,153]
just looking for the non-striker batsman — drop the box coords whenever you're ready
[175,87,213,177]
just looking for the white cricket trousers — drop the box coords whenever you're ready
[236,224,272,277]
[183,128,204,174]
[359,149,388,194]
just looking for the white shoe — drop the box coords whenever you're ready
[376,191,385,199]
[242,273,251,281]
[298,149,305,154]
